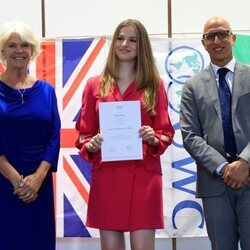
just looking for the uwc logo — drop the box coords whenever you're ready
[165,46,205,114]
[165,46,205,84]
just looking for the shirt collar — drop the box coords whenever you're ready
[211,57,236,75]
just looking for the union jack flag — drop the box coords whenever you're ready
[29,37,108,237]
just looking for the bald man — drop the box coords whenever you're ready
[180,17,250,250]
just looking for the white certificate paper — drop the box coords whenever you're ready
[99,101,143,162]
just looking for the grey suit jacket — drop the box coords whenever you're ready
[180,62,250,198]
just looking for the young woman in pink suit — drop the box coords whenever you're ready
[76,19,174,250]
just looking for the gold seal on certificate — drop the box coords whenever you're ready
[99,101,143,162]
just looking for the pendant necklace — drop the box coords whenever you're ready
[17,87,26,104]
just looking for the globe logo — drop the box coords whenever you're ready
[165,46,205,84]
[166,81,183,114]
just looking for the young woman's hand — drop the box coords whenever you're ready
[85,133,103,153]
[139,126,159,146]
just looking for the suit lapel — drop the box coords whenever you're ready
[204,65,222,123]
[203,62,245,123]
[109,85,123,101]
[109,80,136,101]
[232,62,245,114]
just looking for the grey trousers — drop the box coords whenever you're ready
[202,186,250,250]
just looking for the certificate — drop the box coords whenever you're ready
[99,101,143,162]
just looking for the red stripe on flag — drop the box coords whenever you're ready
[63,38,106,109]
[36,40,56,87]
[63,157,89,203]
[61,128,78,148]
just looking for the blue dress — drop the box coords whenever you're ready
[0,80,60,250]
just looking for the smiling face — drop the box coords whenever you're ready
[2,33,33,69]
[202,17,236,67]
[115,25,138,63]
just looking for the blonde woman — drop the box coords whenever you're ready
[0,21,60,250]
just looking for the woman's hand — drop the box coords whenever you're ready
[13,161,51,204]
[85,133,103,153]
[12,174,24,191]
[13,173,42,204]
[139,125,159,146]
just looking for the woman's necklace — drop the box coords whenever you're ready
[16,79,27,105]
[0,74,29,104]
[17,87,26,104]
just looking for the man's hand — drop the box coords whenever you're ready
[222,159,249,189]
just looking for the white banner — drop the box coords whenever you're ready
[154,38,210,238]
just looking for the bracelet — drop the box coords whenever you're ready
[18,175,24,188]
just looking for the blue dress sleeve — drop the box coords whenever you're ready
[43,88,61,172]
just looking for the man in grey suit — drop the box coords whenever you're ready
[180,16,250,250]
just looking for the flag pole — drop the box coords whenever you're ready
[40,0,47,81]
[41,0,46,37]
[168,0,172,38]
[168,0,176,249]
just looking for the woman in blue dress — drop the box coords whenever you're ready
[0,21,60,250]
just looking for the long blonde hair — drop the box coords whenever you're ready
[99,19,160,116]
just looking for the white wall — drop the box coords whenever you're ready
[0,0,42,37]
[172,0,250,36]
[1,0,249,38]
[1,1,248,249]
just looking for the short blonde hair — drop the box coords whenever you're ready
[0,20,40,65]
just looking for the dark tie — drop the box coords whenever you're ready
[217,68,237,156]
